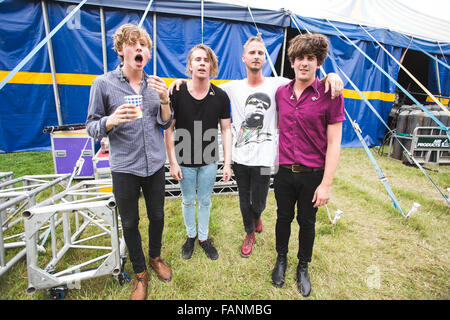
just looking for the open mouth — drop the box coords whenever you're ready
[135,54,143,63]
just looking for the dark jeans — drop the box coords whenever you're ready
[111,166,165,274]
[232,163,271,234]
[273,166,324,263]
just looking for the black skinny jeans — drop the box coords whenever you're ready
[232,163,271,234]
[273,166,324,263]
[112,166,165,274]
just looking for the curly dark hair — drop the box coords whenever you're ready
[287,33,329,66]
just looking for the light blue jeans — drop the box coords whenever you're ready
[179,163,218,241]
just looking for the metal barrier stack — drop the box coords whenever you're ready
[387,104,450,164]
[409,126,450,164]
[22,179,126,297]
[0,174,71,277]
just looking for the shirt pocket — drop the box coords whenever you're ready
[298,107,327,131]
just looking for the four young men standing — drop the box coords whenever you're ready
[86,22,344,299]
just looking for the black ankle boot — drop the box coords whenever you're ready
[271,254,287,288]
[296,261,311,297]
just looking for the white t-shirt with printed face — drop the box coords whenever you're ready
[220,77,291,167]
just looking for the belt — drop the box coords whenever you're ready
[281,164,324,173]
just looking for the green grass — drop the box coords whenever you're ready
[0,149,448,300]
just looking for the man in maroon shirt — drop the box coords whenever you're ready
[272,33,345,297]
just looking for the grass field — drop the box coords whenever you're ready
[0,148,448,300]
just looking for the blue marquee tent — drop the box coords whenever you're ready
[0,0,449,152]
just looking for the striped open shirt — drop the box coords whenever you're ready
[86,65,173,177]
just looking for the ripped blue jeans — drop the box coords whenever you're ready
[179,163,218,241]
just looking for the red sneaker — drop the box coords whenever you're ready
[254,218,263,233]
[240,232,255,258]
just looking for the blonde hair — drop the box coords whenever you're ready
[243,33,265,53]
[185,44,219,79]
[113,24,152,61]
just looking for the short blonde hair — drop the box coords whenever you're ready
[243,33,265,53]
[185,44,219,79]
[113,24,152,61]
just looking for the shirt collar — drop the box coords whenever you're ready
[115,64,149,84]
[288,76,320,95]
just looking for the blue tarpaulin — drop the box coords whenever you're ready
[0,0,448,152]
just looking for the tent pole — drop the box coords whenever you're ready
[201,0,204,44]
[100,7,108,74]
[435,58,442,103]
[280,27,287,77]
[41,0,63,125]
[153,12,157,76]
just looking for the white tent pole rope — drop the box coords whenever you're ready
[360,25,449,116]
[246,4,278,77]
[139,0,154,27]
[400,37,413,64]
[0,0,88,92]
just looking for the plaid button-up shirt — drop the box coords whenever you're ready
[86,66,173,177]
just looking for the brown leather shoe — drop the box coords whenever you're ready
[130,270,149,300]
[149,256,172,282]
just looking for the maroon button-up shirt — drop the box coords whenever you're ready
[275,77,345,168]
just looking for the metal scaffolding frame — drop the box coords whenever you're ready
[0,174,71,277]
[163,161,239,199]
[22,179,126,295]
[0,172,13,185]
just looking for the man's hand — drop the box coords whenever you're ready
[312,183,331,208]
[105,104,138,131]
[222,164,232,182]
[323,73,344,99]
[148,75,170,103]
[168,79,187,95]
[169,162,183,181]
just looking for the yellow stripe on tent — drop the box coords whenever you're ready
[1,70,396,102]
[343,89,395,102]
[426,96,449,105]
[0,71,99,86]
[56,73,99,85]
[0,70,54,85]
